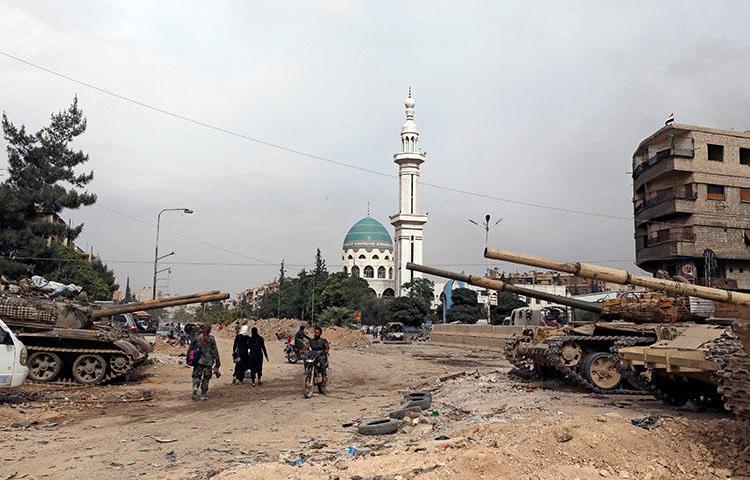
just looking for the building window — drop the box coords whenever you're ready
[384,255,390,260]
[741,268,745,274]
[343,266,348,274]
[364,266,374,278]
[388,267,393,279]
[741,188,750,203]
[358,254,366,260]
[382,288,395,298]
[707,184,726,201]
[377,266,386,278]
[351,266,360,277]
[707,144,724,162]
[347,255,353,260]
[372,255,379,260]
[741,148,750,165]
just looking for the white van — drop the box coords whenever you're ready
[0,319,29,388]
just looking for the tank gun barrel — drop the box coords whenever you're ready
[136,291,221,307]
[406,262,602,313]
[484,247,750,306]
[91,292,230,319]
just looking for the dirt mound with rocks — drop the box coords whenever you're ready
[223,318,371,347]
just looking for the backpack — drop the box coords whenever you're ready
[186,334,209,367]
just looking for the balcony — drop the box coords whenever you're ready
[634,188,698,225]
[635,230,697,265]
[632,147,694,178]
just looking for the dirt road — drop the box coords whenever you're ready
[1,330,747,479]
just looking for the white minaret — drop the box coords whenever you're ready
[390,89,428,296]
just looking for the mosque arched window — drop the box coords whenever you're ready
[377,266,386,279]
[343,266,348,274]
[347,255,353,260]
[382,288,395,298]
[351,266,360,277]
[364,266,374,278]
[384,255,390,260]
[388,267,393,279]
[359,254,366,260]
[372,254,379,260]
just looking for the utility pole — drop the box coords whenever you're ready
[469,214,503,323]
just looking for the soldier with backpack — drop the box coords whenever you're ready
[186,324,221,400]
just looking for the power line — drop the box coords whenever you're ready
[0,49,631,222]
[3,255,636,267]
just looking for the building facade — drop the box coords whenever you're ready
[632,123,750,289]
[342,217,395,297]
[390,91,428,296]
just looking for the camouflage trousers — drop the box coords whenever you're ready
[192,364,213,394]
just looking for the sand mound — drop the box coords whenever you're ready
[224,318,371,347]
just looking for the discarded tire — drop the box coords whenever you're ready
[388,406,423,420]
[401,395,432,410]
[357,418,400,435]
[403,391,432,401]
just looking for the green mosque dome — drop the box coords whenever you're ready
[343,217,393,251]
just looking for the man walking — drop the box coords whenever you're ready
[188,324,221,400]
[248,326,269,386]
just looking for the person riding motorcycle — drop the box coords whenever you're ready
[307,326,330,371]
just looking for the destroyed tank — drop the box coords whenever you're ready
[407,263,660,393]
[483,247,749,415]
[0,288,229,384]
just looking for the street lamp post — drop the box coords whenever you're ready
[469,214,503,323]
[153,208,193,300]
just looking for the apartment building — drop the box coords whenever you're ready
[632,123,750,289]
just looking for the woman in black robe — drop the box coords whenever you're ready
[232,325,250,384]
[248,326,269,386]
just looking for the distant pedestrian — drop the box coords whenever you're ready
[232,325,251,384]
[187,324,221,400]
[248,327,269,386]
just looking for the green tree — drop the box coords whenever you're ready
[387,296,430,327]
[319,272,374,311]
[313,248,328,282]
[446,287,483,324]
[0,97,96,278]
[318,306,355,327]
[279,259,286,284]
[402,277,435,308]
[361,296,389,326]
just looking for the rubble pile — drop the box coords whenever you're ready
[226,319,371,347]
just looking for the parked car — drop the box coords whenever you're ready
[156,325,173,338]
[0,319,28,388]
[110,313,138,334]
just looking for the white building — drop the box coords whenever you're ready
[390,90,428,296]
[342,217,396,297]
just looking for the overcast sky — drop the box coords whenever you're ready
[2,1,750,296]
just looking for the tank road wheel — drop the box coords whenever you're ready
[109,354,130,375]
[581,352,622,391]
[28,352,62,382]
[72,354,107,384]
[560,343,583,367]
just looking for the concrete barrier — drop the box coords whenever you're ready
[429,324,524,351]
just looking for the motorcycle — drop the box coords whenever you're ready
[302,350,328,398]
[283,336,304,364]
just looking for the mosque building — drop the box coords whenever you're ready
[341,91,427,297]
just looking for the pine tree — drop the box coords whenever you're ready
[279,259,286,284]
[124,277,132,302]
[0,97,96,277]
[313,248,327,280]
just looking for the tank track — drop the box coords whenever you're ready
[27,346,135,386]
[630,330,745,410]
[546,335,652,395]
[504,332,539,379]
